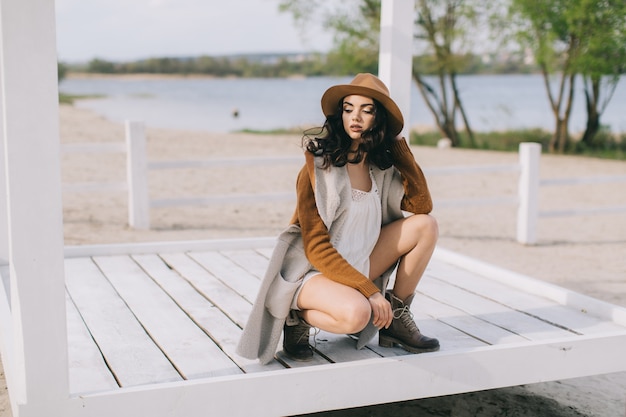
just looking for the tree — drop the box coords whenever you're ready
[571,0,626,147]
[508,0,581,153]
[58,61,67,82]
[280,0,483,146]
[412,0,484,146]
[279,0,380,75]
[508,0,626,153]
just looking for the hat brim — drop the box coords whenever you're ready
[321,84,404,136]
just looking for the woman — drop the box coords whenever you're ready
[237,73,439,364]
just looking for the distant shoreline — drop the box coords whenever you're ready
[65,72,309,81]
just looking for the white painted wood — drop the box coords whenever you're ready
[517,142,541,244]
[65,293,118,394]
[220,249,269,280]
[64,257,181,386]
[93,255,242,379]
[378,0,414,139]
[0,264,14,395]
[158,253,253,328]
[435,196,518,209]
[0,71,7,264]
[148,155,301,170]
[308,331,381,362]
[429,262,626,335]
[64,237,277,258]
[425,164,519,176]
[19,333,626,417]
[61,143,126,154]
[418,278,574,340]
[150,192,295,208]
[131,253,284,374]
[412,293,527,345]
[187,251,260,302]
[433,246,626,326]
[540,205,626,217]
[0,0,69,405]
[63,182,128,193]
[541,174,626,186]
[126,120,150,229]
[256,247,274,259]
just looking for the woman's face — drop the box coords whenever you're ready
[341,95,376,144]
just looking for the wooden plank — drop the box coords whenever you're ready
[64,257,181,387]
[418,278,575,340]
[220,249,269,280]
[312,331,382,363]
[93,255,241,380]
[432,247,626,326]
[188,251,259,302]
[64,237,277,259]
[429,263,626,335]
[131,253,284,374]
[412,293,528,345]
[256,247,273,259]
[65,293,118,394]
[362,306,488,358]
[158,253,252,328]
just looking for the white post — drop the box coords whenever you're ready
[126,120,150,229]
[0,0,69,407]
[378,0,414,139]
[517,142,541,245]
[0,66,8,264]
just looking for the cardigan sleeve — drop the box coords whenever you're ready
[390,139,433,214]
[291,158,380,298]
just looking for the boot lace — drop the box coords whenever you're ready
[293,321,321,347]
[392,305,419,334]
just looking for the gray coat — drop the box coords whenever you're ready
[236,156,406,364]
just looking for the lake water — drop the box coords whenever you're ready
[59,74,626,134]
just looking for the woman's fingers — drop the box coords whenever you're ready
[369,293,392,328]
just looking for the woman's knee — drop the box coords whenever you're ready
[410,214,439,240]
[338,299,371,333]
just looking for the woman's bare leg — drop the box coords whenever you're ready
[296,275,372,334]
[369,214,438,300]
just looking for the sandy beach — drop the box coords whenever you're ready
[1,104,625,416]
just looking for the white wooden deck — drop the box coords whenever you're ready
[10,237,619,416]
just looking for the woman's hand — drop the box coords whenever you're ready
[368,292,393,329]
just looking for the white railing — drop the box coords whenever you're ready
[62,121,626,245]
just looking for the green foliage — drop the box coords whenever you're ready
[410,127,625,160]
[410,128,551,151]
[573,126,626,159]
[87,58,117,73]
[76,54,334,77]
[58,62,68,82]
[506,0,626,152]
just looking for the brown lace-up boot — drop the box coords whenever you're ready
[282,311,314,361]
[379,291,440,353]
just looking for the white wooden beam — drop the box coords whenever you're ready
[14,332,626,417]
[0,64,8,264]
[517,142,541,245]
[0,0,69,408]
[125,121,150,230]
[378,0,414,138]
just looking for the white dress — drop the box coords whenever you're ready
[291,168,382,310]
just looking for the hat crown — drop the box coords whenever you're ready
[349,73,390,97]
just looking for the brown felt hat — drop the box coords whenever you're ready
[321,73,404,136]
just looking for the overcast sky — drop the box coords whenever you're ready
[55,0,334,62]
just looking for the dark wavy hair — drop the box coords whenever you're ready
[303,98,395,170]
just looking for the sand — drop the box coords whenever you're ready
[1,104,625,416]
